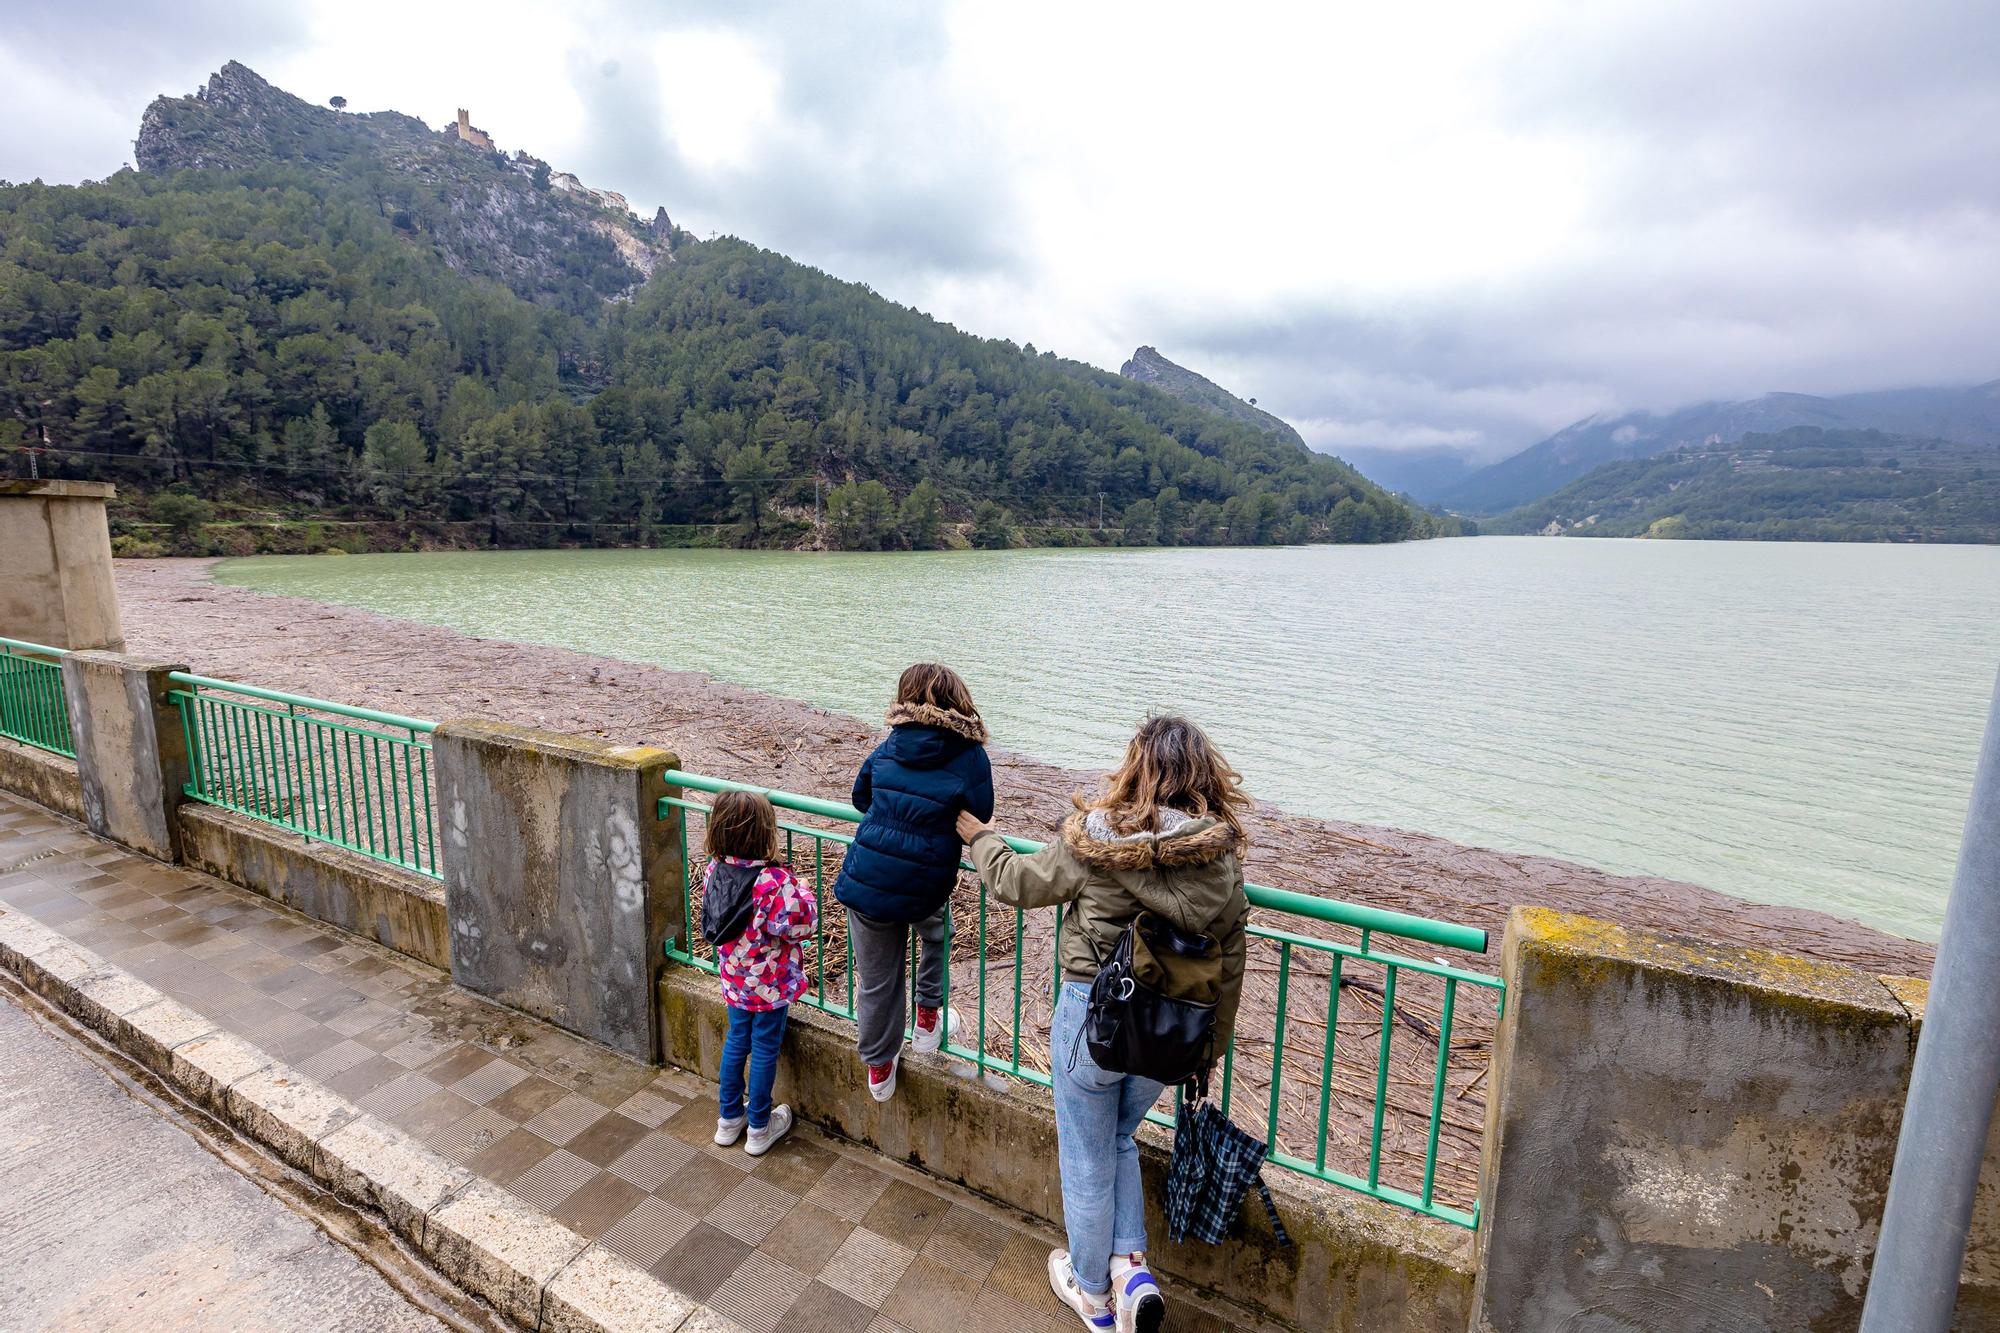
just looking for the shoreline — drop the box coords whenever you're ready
[115,557,1935,978]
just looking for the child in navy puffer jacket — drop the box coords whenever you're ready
[833,663,993,1101]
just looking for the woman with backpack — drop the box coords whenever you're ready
[957,714,1249,1333]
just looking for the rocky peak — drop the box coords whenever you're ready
[1119,346,1308,451]
[131,62,675,309]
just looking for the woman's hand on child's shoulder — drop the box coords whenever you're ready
[956,810,993,843]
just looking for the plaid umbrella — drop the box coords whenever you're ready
[1165,1097,1291,1247]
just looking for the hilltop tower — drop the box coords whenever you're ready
[453,108,494,151]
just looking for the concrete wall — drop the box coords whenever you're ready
[60,651,190,861]
[0,479,124,651]
[0,737,84,821]
[434,720,681,1062]
[177,804,449,969]
[658,967,1475,1332]
[1473,907,1999,1331]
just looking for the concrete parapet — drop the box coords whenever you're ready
[0,737,84,820]
[1471,906,1997,1331]
[60,650,190,861]
[0,478,123,651]
[657,966,1474,1331]
[177,803,449,969]
[434,720,682,1062]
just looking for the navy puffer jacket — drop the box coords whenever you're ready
[833,702,995,924]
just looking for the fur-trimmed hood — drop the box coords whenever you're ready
[886,701,989,744]
[1060,807,1238,872]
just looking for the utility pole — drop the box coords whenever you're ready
[1097,492,1106,532]
[1860,666,2000,1330]
[813,478,821,529]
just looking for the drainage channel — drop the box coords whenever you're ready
[0,970,515,1333]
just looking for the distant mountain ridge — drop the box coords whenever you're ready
[1332,444,1483,503]
[135,61,678,311]
[1483,426,2000,543]
[1119,346,1308,450]
[1437,380,2000,514]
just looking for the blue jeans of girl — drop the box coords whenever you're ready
[719,1004,789,1130]
[1052,981,1166,1297]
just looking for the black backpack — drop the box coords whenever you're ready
[701,860,764,946]
[1082,910,1221,1086]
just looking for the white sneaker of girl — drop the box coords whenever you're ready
[1047,1249,1116,1331]
[1109,1252,1165,1333]
[910,1005,961,1055]
[745,1104,794,1156]
[713,1114,746,1146]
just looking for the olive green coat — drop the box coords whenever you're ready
[969,808,1250,1048]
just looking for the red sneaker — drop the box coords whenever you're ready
[867,1053,898,1102]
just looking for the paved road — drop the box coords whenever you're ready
[0,981,457,1332]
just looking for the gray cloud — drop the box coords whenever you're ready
[557,1,1028,279]
[1,1,1995,467]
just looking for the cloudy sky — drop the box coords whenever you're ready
[3,0,1996,462]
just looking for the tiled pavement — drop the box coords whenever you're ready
[0,790,1259,1333]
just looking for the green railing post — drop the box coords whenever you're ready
[162,673,441,880]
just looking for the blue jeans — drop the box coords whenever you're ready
[1052,981,1165,1297]
[719,1004,789,1130]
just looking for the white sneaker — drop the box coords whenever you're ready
[1109,1253,1165,1333]
[910,1005,961,1056]
[867,1053,899,1102]
[713,1114,746,1146]
[1047,1249,1115,1331]
[745,1105,793,1155]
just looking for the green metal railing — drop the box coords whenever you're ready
[168,673,441,879]
[0,637,75,758]
[658,769,1504,1228]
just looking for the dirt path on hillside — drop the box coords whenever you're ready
[109,557,1939,1211]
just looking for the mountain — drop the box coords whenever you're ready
[1440,382,2000,515]
[0,64,1440,556]
[1333,445,1482,503]
[1483,427,2000,543]
[135,61,678,312]
[1119,346,1307,450]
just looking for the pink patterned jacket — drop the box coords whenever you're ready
[711,857,820,1011]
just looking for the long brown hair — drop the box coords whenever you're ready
[1076,714,1250,839]
[705,789,778,862]
[896,662,980,720]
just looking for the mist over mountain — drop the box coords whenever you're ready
[1435,381,2000,514]
[1332,445,1483,504]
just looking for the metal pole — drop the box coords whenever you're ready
[1861,666,2000,1330]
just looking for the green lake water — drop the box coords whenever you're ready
[217,538,2000,940]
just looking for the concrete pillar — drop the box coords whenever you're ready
[1471,906,1918,1331]
[60,651,192,861]
[0,480,124,650]
[433,720,681,1062]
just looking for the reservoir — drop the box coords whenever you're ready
[217,538,2000,941]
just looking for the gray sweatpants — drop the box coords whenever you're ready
[848,907,950,1066]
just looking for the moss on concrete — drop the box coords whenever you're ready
[1516,905,1906,1029]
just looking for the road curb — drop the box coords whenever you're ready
[0,906,741,1333]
